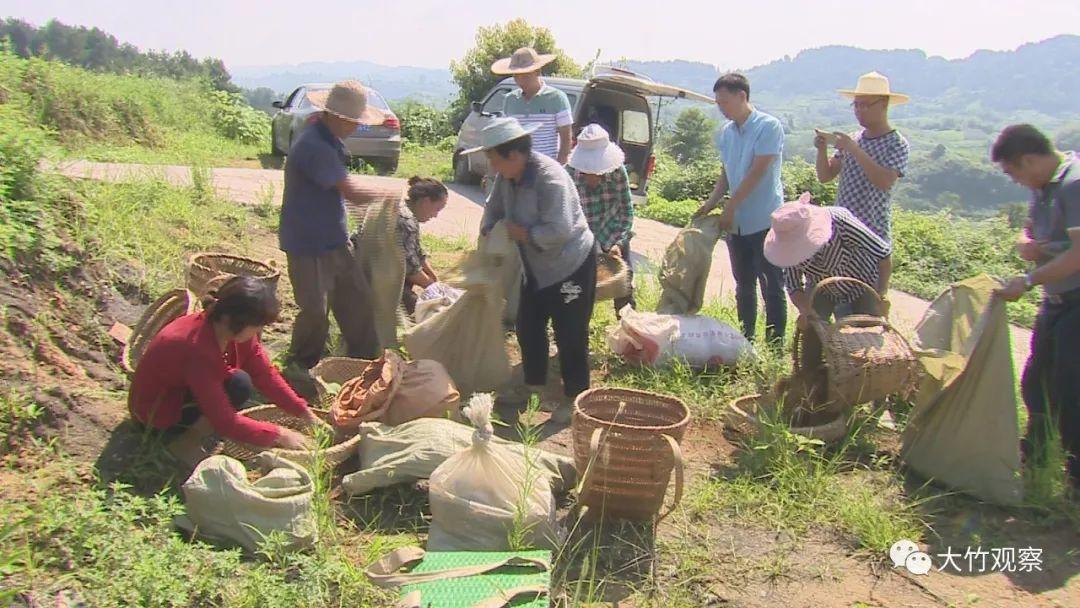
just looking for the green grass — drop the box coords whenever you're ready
[70,173,254,295]
[392,142,453,182]
[0,51,264,166]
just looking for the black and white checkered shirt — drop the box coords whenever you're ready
[833,129,909,244]
[783,207,892,304]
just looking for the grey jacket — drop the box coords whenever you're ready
[480,152,596,289]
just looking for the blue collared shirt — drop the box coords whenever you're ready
[279,120,350,255]
[715,109,785,235]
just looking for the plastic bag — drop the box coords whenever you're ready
[414,283,464,325]
[342,418,576,496]
[657,215,724,315]
[427,394,558,551]
[404,263,512,396]
[606,306,751,367]
[175,454,316,553]
[331,351,461,430]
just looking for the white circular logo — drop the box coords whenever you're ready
[905,551,933,576]
[890,539,919,568]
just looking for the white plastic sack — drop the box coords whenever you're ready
[341,418,576,496]
[606,306,751,367]
[414,283,464,325]
[175,454,316,553]
[404,263,512,396]
[427,394,558,551]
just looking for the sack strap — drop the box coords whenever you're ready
[400,585,548,608]
[366,547,550,589]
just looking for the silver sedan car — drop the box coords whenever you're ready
[270,83,401,174]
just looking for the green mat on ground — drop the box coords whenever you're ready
[400,550,550,608]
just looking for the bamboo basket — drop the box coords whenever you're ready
[186,253,280,300]
[212,405,361,468]
[572,388,690,523]
[595,252,632,301]
[725,394,848,444]
[121,289,201,375]
[794,277,920,414]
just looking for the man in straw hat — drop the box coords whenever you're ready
[815,71,910,255]
[763,195,892,327]
[465,116,596,426]
[695,73,787,344]
[493,47,574,164]
[567,123,635,314]
[279,80,387,383]
[991,124,1080,493]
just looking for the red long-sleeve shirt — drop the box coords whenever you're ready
[128,312,309,446]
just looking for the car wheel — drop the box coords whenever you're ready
[453,151,479,185]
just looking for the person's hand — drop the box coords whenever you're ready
[797,314,810,331]
[717,204,736,232]
[608,244,622,258]
[879,298,892,317]
[692,201,715,219]
[275,428,312,451]
[834,132,857,154]
[814,133,828,151]
[506,221,529,243]
[302,408,321,426]
[1016,234,1047,262]
[994,276,1029,302]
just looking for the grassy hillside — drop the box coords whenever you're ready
[0,51,266,165]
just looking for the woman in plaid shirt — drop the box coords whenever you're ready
[567,124,635,313]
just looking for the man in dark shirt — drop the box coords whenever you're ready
[280,80,386,374]
[993,125,1080,494]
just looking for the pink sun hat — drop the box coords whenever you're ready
[763,193,834,268]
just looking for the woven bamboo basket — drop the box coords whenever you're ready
[312,357,370,408]
[595,252,632,301]
[724,394,848,444]
[121,289,201,375]
[572,388,690,523]
[186,253,280,300]
[794,277,920,414]
[212,405,361,467]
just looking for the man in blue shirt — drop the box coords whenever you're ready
[695,73,787,344]
[280,81,385,376]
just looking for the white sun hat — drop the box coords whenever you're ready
[460,117,540,156]
[567,124,625,175]
[837,71,910,105]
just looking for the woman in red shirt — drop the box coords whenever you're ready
[129,276,316,449]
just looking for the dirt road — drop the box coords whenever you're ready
[55,160,1032,364]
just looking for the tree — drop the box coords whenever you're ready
[782,158,838,205]
[448,19,581,127]
[665,108,716,164]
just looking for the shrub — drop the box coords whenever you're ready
[664,108,717,164]
[638,193,698,227]
[208,89,270,146]
[394,101,453,146]
[651,152,720,202]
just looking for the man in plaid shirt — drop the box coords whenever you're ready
[567,124,635,313]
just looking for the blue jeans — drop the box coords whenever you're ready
[727,230,787,343]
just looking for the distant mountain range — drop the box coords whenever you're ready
[230,60,456,104]
[232,35,1079,119]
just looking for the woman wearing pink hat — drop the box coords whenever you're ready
[763,196,892,327]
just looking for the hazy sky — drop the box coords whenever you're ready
[2,1,1077,71]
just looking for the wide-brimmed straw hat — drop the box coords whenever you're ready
[306,80,386,125]
[837,71,910,105]
[568,124,625,175]
[460,117,539,156]
[763,197,834,268]
[491,47,557,75]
